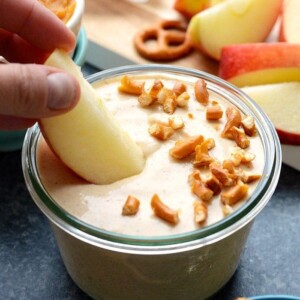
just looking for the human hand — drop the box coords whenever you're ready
[0,0,81,130]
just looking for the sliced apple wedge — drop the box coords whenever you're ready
[242,82,300,145]
[187,0,282,60]
[219,43,300,87]
[174,0,225,19]
[279,0,300,43]
[40,49,145,184]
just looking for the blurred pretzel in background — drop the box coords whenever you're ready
[134,19,193,61]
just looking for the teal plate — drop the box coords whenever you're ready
[250,296,300,300]
[0,27,88,152]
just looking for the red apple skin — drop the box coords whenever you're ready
[219,43,300,80]
[276,128,300,145]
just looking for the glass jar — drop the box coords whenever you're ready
[22,65,282,299]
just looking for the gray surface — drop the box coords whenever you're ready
[0,63,299,299]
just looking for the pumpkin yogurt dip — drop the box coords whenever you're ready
[38,0,76,23]
[36,71,265,237]
[23,65,281,299]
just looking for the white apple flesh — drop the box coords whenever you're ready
[279,0,300,43]
[242,82,300,145]
[187,0,282,60]
[40,50,145,184]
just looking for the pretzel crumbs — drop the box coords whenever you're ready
[115,75,262,227]
[151,194,179,224]
[194,79,209,105]
[221,181,249,205]
[206,103,223,120]
[169,135,204,159]
[221,107,242,139]
[118,75,144,95]
[241,115,256,136]
[122,195,140,216]
[148,123,174,140]
[193,201,208,223]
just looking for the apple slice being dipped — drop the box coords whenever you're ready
[242,82,300,145]
[40,49,145,184]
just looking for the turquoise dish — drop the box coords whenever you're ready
[251,296,300,300]
[0,27,88,152]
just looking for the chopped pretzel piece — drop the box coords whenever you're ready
[188,170,201,186]
[193,201,208,223]
[231,126,250,149]
[241,173,261,184]
[193,138,215,167]
[231,148,256,166]
[122,195,140,216]
[221,107,242,139]
[206,104,223,120]
[221,181,249,205]
[241,115,256,136]
[148,123,174,140]
[151,194,179,224]
[168,115,184,130]
[149,80,164,100]
[194,79,209,105]
[176,91,190,107]
[210,163,236,187]
[192,179,214,202]
[205,175,222,195]
[157,87,176,104]
[222,159,235,174]
[169,135,204,159]
[138,91,156,107]
[118,75,144,95]
[173,82,187,96]
[163,96,177,114]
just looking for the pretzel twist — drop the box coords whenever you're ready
[134,20,193,61]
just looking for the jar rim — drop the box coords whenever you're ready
[22,64,282,251]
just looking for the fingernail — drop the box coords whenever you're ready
[47,73,77,110]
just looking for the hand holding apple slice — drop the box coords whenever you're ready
[242,82,300,145]
[40,49,145,184]
[219,43,300,87]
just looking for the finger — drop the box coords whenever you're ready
[0,63,80,119]
[0,115,36,130]
[0,29,49,63]
[0,0,76,52]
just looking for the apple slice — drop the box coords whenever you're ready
[279,0,300,43]
[174,0,224,19]
[219,43,300,87]
[40,49,145,184]
[242,82,300,145]
[174,0,210,19]
[187,0,282,60]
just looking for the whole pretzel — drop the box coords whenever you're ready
[134,20,193,61]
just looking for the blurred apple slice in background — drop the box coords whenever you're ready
[187,0,282,60]
[279,0,300,43]
[242,82,300,145]
[174,0,224,19]
[219,43,300,87]
[40,49,145,184]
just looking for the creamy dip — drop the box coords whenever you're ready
[37,73,265,237]
[39,0,76,23]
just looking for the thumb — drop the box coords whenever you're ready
[0,63,80,119]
